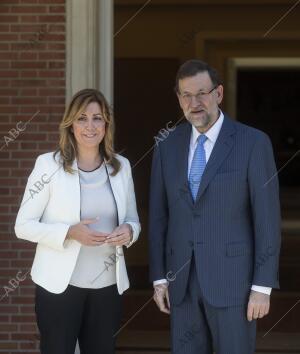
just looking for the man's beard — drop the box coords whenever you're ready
[187,110,211,130]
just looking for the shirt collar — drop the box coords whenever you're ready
[191,110,224,147]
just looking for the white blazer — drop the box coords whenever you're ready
[15,151,141,294]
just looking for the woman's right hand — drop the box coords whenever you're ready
[66,218,108,246]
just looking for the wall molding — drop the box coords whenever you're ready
[115,0,298,6]
[193,31,300,117]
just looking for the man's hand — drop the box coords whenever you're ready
[153,283,170,315]
[247,290,270,321]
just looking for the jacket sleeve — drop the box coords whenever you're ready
[124,159,141,248]
[14,155,71,251]
[148,144,169,282]
[248,132,281,288]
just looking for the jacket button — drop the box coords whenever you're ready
[188,241,194,247]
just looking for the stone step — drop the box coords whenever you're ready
[115,331,300,353]
[121,290,300,332]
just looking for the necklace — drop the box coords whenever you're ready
[77,156,103,172]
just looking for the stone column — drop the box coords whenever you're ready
[66,0,114,104]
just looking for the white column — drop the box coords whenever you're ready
[66,0,114,105]
[99,0,114,105]
[66,1,114,353]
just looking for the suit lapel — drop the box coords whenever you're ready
[177,122,194,208]
[195,115,236,203]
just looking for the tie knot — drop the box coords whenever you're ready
[198,134,207,145]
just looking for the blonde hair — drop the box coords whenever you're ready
[54,88,121,175]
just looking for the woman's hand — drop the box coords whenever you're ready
[66,218,109,246]
[104,223,133,246]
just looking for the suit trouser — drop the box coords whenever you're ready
[35,283,122,354]
[170,256,256,354]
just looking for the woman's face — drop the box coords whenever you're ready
[72,101,106,151]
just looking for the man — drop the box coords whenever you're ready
[148,60,281,353]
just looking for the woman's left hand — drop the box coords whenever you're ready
[105,223,133,246]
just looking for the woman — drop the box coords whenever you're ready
[15,88,141,354]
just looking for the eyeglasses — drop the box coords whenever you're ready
[179,85,218,104]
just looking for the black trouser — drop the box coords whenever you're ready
[35,283,122,354]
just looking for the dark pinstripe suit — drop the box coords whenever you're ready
[148,115,281,353]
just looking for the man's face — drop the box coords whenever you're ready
[177,71,223,132]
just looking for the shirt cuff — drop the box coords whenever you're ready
[251,285,272,295]
[153,279,168,287]
[124,222,134,247]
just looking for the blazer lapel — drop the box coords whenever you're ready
[66,156,81,221]
[104,160,122,226]
[71,156,122,225]
[195,115,236,203]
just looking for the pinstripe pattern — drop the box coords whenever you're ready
[149,116,281,306]
[188,134,207,201]
[149,114,281,354]
[170,258,256,354]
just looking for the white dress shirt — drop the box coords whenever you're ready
[154,111,272,296]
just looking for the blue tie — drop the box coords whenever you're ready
[189,134,207,201]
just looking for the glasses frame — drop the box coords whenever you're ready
[179,85,219,104]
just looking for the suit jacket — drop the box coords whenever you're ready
[148,115,281,307]
[15,151,141,294]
